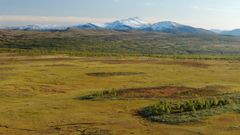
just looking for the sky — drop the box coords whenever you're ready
[0,0,240,30]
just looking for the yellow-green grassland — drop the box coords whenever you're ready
[0,53,240,135]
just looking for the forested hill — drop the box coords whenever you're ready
[1,29,240,56]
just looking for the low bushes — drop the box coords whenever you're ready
[141,97,231,116]
[139,97,233,124]
[80,89,119,100]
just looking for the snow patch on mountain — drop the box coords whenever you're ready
[104,17,148,30]
[151,21,182,30]
[73,23,100,30]
[8,24,65,31]
[118,17,147,28]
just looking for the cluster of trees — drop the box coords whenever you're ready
[141,97,232,116]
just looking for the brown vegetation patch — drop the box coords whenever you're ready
[81,85,225,100]
[175,86,226,98]
[17,57,80,62]
[117,86,224,99]
[0,62,10,65]
[118,86,192,98]
[44,64,77,67]
[0,56,79,63]
[49,123,111,135]
[0,67,15,71]
[98,59,209,68]
[86,72,145,77]
[38,85,66,95]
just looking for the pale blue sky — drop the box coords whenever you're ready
[0,0,240,29]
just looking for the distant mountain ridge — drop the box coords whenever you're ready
[7,24,66,31]
[210,29,240,36]
[2,17,216,35]
[220,29,240,36]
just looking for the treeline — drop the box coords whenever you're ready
[1,30,240,57]
[1,48,240,60]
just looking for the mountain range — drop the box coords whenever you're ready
[2,17,240,36]
[219,29,240,36]
[73,17,214,35]
[7,24,66,31]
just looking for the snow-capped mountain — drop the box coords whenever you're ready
[7,24,66,31]
[117,17,147,28]
[140,21,213,34]
[1,17,215,35]
[139,21,180,31]
[104,21,133,30]
[148,21,182,31]
[104,17,148,30]
[103,18,213,34]
[73,23,101,30]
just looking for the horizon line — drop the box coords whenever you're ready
[0,15,239,30]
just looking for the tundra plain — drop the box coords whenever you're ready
[0,53,240,135]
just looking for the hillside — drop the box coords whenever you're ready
[1,29,240,56]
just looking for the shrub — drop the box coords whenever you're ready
[139,97,232,117]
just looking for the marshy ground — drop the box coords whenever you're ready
[0,53,240,135]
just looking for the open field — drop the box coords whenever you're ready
[0,53,240,135]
